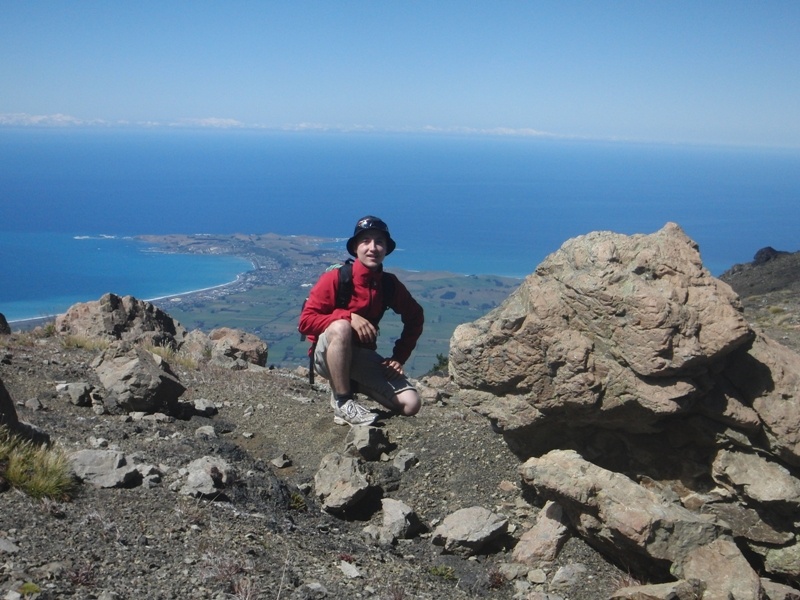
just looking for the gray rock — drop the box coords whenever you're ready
[179,456,236,500]
[758,540,800,585]
[193,397,218,417]
[549,563,587,590]
[59,382,95,407]
[94,343,185,414]
[0,376,19,429]
[0,313,10,335]
[380,498,424,544]
[70,449,142,488]
[713,449,800,508]
[345,426,392,461]
[392,449,418,472]
[450,223,753,443]
[0,537,20,554]
[291,582,328,599]
[761,578,800,600]
[194,425,216,439]
[431,506,508,556]
[271,453,292,468]
[313,452,370,513]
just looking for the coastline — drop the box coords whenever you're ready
[7,272,251,331]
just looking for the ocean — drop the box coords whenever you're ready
[2,129,799,322]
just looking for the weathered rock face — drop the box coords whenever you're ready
[450,223,800,590]
[451,223,755,442]
[0,313,10,335]
[94,343,186,414]
[0,376,19,429]
[55,293,187,347]
[208,327,268,368]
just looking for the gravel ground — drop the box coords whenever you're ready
[1,334,628,600]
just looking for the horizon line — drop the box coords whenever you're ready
[1,112,798,150]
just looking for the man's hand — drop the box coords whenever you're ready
[350,313,378,344]
[382,359,405,380]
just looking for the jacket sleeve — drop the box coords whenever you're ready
[388,275,424,365]
[298,270,352,337]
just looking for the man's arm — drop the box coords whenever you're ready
[298,270,352,337]
[388,277,424,365]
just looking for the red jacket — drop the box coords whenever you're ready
[298,259,424,365]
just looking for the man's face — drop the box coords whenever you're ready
[355,231,388,270]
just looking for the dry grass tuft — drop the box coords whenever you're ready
[0,426,75,500]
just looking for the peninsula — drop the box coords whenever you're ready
[136,233,522,376]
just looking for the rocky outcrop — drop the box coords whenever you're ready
[55,293,187,348]
[0,376,19,430]
[450,223,800,592]
[0,313,10,335]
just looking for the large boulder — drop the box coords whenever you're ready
[451,223,754,443]
[55,293,186,348]
[450,223,800,592]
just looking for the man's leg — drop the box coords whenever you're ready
[314,321,377,426]
[350,347,421,417]
[394,389,421,416]
[318,319,353,396]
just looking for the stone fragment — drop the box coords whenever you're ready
[512,500,569,565]
[345,426,392,461]
[380,498,425,544]
[392,449,418,472]
[70,449,142,488]
[194,425,216,438]
[609,579,706,600]
[271,453,292,468]
[713,449,800,508]
[431,506,508,556]
[193,397,218,417]
[759,540,800,585]
[675,538,763,600]
[549,563,587,590]
[313,452,370,513]
[179,456,236,500]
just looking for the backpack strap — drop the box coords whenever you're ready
[335,260,354,309]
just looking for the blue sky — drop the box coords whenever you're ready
[1,1,798,147]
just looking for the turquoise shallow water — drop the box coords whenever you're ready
[0,233,251,321]
[2,129,799,321]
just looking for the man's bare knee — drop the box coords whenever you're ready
[324,319,352,342]
[396,389,421,417]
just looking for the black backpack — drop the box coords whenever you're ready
[303,259,396,384]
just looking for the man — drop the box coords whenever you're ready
[299,216,424,426]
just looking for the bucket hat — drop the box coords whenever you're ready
[346,216,396,257]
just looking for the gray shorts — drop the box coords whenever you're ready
[313,331,415,409]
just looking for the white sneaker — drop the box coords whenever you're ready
[332,397,377,426]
